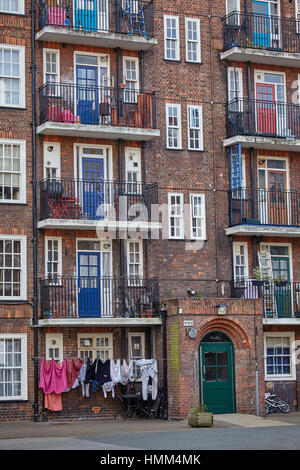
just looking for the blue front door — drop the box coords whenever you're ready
[82,157,104,219]
[252,1,270,48]
[76,65,99,125]
[78,252,101,317]
[74,0,98,31]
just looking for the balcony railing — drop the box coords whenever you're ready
[39,83,156,129]
[39,179,158,222]
[231,279,300,318]
[40,276,160,319]
[229,189,300,227]
[223,12,300,54]
[226,98,300,140]
[38,0,154,38]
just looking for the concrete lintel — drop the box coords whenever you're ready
[37,218,161,231]
[37,317,162,327]
[220,46,300,67]
[36,26,157,51]
[263,318,300,325]
[225,225,300,237]
[223,135,300,152]
[36,122,160,141]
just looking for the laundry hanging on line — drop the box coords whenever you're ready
[39,357,159,411]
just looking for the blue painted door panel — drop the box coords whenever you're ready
[82,157,104,219]
[76,65,99,125]
[78,252,101,317]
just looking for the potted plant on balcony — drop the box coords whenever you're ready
[274,274,288,288]
[187,403,213,428]
[252,267,267,287]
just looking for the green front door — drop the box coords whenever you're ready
[271,256,292,318]
[199,333,235,414]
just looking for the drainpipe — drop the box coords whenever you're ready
[250,147,256,220]
[31,0,39,422]
[161,308,168,419]
[116,47,121,120]
[139,50,144,93]
[253,301,260,416]
[118,139,126,324]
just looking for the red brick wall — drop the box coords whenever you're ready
[37,325,162,421]
[164,298,265,418]
[0,1,35,421]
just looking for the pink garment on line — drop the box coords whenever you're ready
[66,358,83,389]
[39,358,67,395]
[44,392,62,412]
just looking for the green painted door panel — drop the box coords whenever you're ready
[200,342,235,414]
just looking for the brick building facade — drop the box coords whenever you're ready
[0,0,299,422]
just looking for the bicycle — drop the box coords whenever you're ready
[265,392,290,414]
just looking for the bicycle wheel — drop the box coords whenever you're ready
[265,403,270,415]
[277,400,290,413]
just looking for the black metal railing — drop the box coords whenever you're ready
[229,189,300,227]
[223,12,300,53]
[231,279,300,318]
[39,82,156,129]
[40,276,159,319]
[226,98,300,140]
[39,0,154,37]
[39,178,158,222]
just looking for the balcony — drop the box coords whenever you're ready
[224,98,300,152]
[231,280,300,323]
[37,83,160,141]
[227,189,300,237]
[37,0,156,50]
[38,178,160,231]
[39,276,161,326]
[221,12,300,66]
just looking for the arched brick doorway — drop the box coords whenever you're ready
[199,331,236,414]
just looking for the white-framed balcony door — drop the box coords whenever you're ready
[254,70,286,138]
[76,239,113,318]
[257,157,290,226]
[98,0,109,32]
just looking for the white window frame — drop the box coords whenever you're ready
[164,15,180,61]
[187,105,203,151]
[128,332,145,382]
[45,333,63,362]
[0,235,26,300]
[231,153,246,199]
[190,193,206,240]
[127,239,143,279]
[43,48,60,96]
[185,18,201,63]
[296,0,300,33]
[264,332,296,381]
[0,44,25,108]
[168,193,184,239]
[226,0,240,15]
[78,333,113,362]
[228,67,243,102]
[233,242,249,282]
[0,138,26,204]
[226,0,241,25]
[123,56,139,103]
[0,333,27,401]
[166,103,182,149]
[0,0,24,15]
[45,236,62,281]
[43,142,61,180]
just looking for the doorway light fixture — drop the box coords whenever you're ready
[216,304,227,316]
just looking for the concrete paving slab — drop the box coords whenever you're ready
[214,413,294,428]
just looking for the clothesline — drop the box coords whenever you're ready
[39,357,158,412]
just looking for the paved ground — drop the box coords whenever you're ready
[0,412,300,450]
